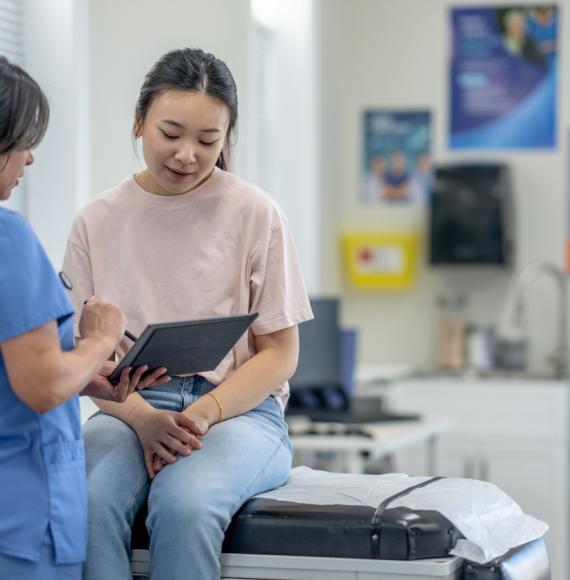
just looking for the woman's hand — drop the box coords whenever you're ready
[151,403,212,476]
[129,406,206,479]
[81,360,170,402]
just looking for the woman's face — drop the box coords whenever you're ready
[0,149,33,201]
[135,90,230,196]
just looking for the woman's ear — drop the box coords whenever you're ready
[217,141,230,171]
[0,153,10,172]
[133,115,143,138]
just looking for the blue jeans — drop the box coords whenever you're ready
[83,376,292,580]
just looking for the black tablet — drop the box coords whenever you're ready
[108,313,258,384]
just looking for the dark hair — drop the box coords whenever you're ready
[135,48,237,170]
[0,56,49,156]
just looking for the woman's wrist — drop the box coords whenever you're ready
[186,394,221,427]
[126,400,155,431]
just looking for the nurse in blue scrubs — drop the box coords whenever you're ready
[0,57,167,580]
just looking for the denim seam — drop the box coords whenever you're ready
[229,430,291,515]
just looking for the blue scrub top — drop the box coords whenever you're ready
[0,208,86,565]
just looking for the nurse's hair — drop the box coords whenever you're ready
[134,48,238,171]
[0,57,49,156]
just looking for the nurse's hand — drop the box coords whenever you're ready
[79,297,126,350]
[81,361,170,402]
[129,407,205,479]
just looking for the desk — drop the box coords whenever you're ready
[288,419,452,474]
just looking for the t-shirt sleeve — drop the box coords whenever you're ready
[249,211,313,335]
[61,216,95,337]
[0,212,74,343]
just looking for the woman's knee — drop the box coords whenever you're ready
[148,486,228,536]
[84,414,144,476]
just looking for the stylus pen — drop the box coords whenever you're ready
[83,300,138,342]
[124,329,138,342]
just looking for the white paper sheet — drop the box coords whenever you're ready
[255,467,548,564]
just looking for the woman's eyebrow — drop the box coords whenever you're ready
[161,119,221,133]
[161,119,184,129]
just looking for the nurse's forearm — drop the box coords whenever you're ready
[2,321,117,413]
[33,335,117,411]
[59,335,118,392]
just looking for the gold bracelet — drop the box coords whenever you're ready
[125,400,144,425]
[206,392,224,423]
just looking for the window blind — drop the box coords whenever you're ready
[0,0,24,65]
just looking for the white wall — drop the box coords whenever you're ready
[23,0,90,267]
[320,0,569,376]
[249,0,321,292]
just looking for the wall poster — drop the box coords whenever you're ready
[361,110,431,205]
[450,5,558,149]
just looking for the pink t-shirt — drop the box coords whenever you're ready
[62,168,313,409]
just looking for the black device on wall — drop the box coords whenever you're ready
[429,163,514,266]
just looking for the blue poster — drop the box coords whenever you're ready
[361,110,431,205]
[450,5,558,149]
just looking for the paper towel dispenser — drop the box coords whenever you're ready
[429,163,514,266]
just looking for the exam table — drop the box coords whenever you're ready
[130,469,551,580]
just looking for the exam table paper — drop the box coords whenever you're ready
[255,467,548,564]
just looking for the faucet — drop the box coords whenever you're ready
[498,262,568,379]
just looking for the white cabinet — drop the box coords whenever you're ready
[383,379,568,580]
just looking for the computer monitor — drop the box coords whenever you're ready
[289,297,341,391]
[287,298,351,414]
[287,298,419,423]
